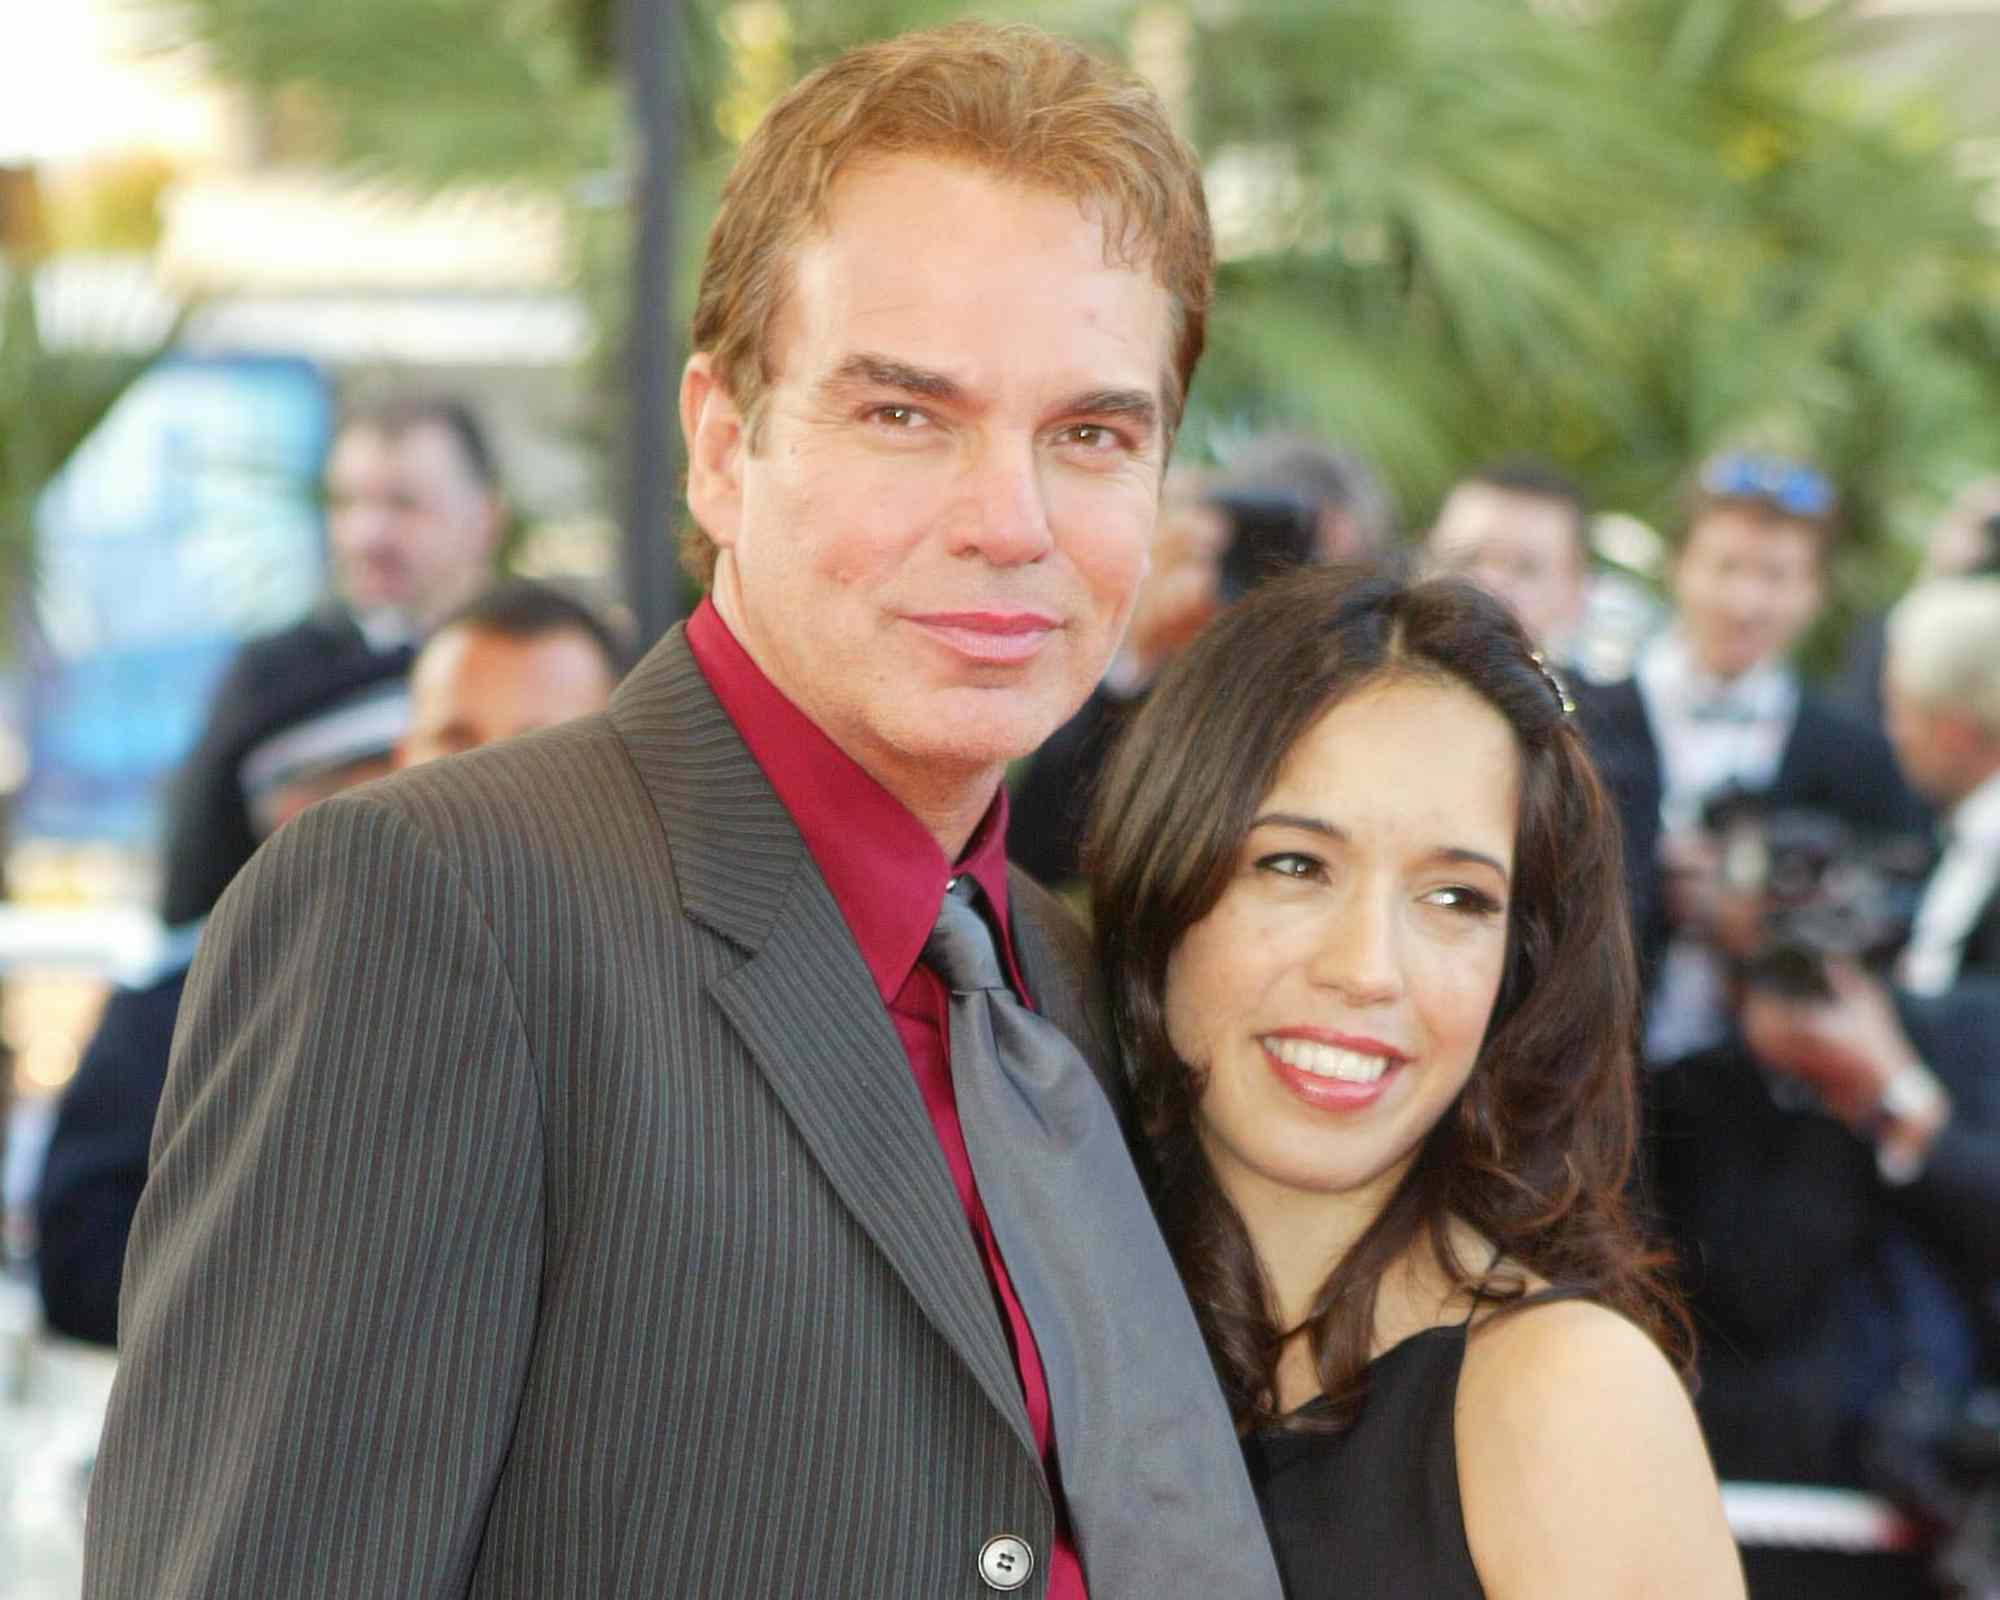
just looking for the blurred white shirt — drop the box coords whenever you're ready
[1899,768,2000,996]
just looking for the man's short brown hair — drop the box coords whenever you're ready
[681,20,1214,586]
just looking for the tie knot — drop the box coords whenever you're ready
[1689,693,1759,726]
[925,878,1010,995]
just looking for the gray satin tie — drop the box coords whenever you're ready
[926,878,1284,1599]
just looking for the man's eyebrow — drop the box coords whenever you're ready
[1247,811,1511,884]
[1065,389,1159,432]
[823,353,962,403]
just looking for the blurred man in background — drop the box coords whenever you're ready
[396,580,625,768]
[1576,458,1988,1597]
[1836,477,2000,728]
[34,580,618,1346]
[1883,577,2000,994]
[1423,458,1589,661]
[1577,451,1926,1061]
[1008,436,1390,888]
[155,396,504,932]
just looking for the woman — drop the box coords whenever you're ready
[1088,567,1743,1597]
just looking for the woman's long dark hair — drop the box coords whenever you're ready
[1085,565,1689,1433]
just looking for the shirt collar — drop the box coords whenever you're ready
[1639,628,1795,721]
[1949,766,2000,848]
[684,598,1020,1005]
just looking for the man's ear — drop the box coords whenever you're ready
[682,352,745,551]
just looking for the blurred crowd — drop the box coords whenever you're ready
[9,375,2000,1599]
[27,394,627,1349]
[1007,437,2000,1599]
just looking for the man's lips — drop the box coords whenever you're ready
[906,610,1061,666]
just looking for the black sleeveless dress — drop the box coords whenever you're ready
[1241,1323,1485,1599]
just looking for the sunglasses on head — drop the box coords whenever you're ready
[1698,454,1836,520]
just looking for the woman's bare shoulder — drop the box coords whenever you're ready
[1454,1299,1744,1600]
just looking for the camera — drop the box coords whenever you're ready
[1207,488,1319,604]
[1703,790,1933,998]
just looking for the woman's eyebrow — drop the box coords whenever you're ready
[1247,813,1510,883]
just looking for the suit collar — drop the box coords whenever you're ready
[608,625,807,955]
[607,626,1040,1454]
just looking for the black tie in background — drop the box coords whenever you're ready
[924,879,1285,1599]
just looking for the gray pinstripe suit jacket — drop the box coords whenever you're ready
[85,627,1124,1598]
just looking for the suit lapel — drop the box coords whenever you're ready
[610,631,1034,1454]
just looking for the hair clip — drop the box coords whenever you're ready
[1528,649,1576,717]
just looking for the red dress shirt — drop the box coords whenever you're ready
[687,600,1087,1599]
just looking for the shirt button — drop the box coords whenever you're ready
[978,1533,1035,1592]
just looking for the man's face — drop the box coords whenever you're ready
[1672,507,1824,681]
[326,420,500,627]
[1882,674,1988,809]
[1923,478,2000,580]
[1425,484,1585,649]
[681,156,1170,817]
[397,625,618,768]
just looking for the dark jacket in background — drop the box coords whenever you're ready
[1647,981,2000,1485]
[157,603,411,927]
[33,968,188,1345]
[1006,684,1131,891]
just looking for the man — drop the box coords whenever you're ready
[87,25,1281,1600]
[1423,458,1590,658]
[35,580,620,1347]
[1883,576,2000,993]
[1834,476,2000,726]
[155,395,504,930]
[1577,451,1926,1060]
[1009,435,1384,888]
[396,579,626,767]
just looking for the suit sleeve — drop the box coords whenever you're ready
[84,794,545,1599]
[1893,984,2000,1286]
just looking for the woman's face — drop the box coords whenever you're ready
[1163,674,1521,1218]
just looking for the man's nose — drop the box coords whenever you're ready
[334,500,396,552]
[951,438,1056,566]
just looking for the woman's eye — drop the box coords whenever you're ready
[1255,852,1321,881]
[1425,885,1504,917]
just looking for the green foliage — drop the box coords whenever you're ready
[1179,0,2000,615]
[136,0,2000,645]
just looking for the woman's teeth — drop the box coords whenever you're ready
[1263,1037,1391,1084]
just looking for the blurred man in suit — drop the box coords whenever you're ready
[157,396,505,930]
[1423,458,1590,660]
[86,24,1280,1600]
[35,580,620,1347]
[1009,436,1387,888]
[1883,576,2000,993]
[1577,452,1926,1061]
[395,579,625,769]
[1834,477,2000,727]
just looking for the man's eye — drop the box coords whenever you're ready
[1061,423,1124,451]
[869,405,929,428]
